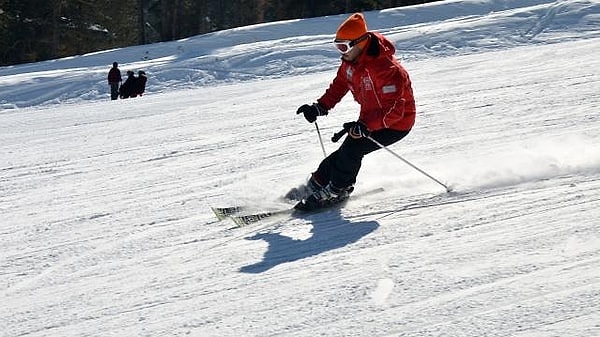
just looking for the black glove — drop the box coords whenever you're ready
[296,103,327,123]
[344,121,370,139]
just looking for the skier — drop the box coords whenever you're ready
[107,62,121,100]
[293,12,416,211]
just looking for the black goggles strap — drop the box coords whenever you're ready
[349,34,369,47]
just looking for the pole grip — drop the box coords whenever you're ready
[332,122,354,143]
[331,129,347,143]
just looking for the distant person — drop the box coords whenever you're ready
[132,70,147,97]
[119,70,136,99]
[107,62,121,100]
[292,13,416,211]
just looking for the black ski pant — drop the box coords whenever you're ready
[110,82,120,100]
[314,128,410,189]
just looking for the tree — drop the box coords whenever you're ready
[0,0,442,66]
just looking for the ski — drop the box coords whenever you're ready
[231,208,294,227]
[230,204,341,227]
[212,205,290,224]
[215,187,385,227]
[211,206,244,220]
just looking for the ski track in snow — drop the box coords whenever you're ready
[1,1,600,336]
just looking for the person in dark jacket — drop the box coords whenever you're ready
[119,70,136,99]
[132,70,147,97]
[293,13,416,210]
[107,62,122,100]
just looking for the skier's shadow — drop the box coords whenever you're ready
[239,210,379,273]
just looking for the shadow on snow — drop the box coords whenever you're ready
[239,210,379,274]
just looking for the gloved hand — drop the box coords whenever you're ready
[296,103,327,123]
[344,121,370,139]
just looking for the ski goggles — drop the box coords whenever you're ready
[333,34,368,54]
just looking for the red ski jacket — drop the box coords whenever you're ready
[317,32,416,132]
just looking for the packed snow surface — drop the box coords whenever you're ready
[1,0,599,336]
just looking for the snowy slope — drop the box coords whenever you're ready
[1,0,599,108]
[1,0,600,336]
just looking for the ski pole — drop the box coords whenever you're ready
[314,122,327,158]
[331,126,452,193]
[366,135,452,192]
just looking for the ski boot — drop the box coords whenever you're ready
[284,174,324,202]
[294,183,354,212]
